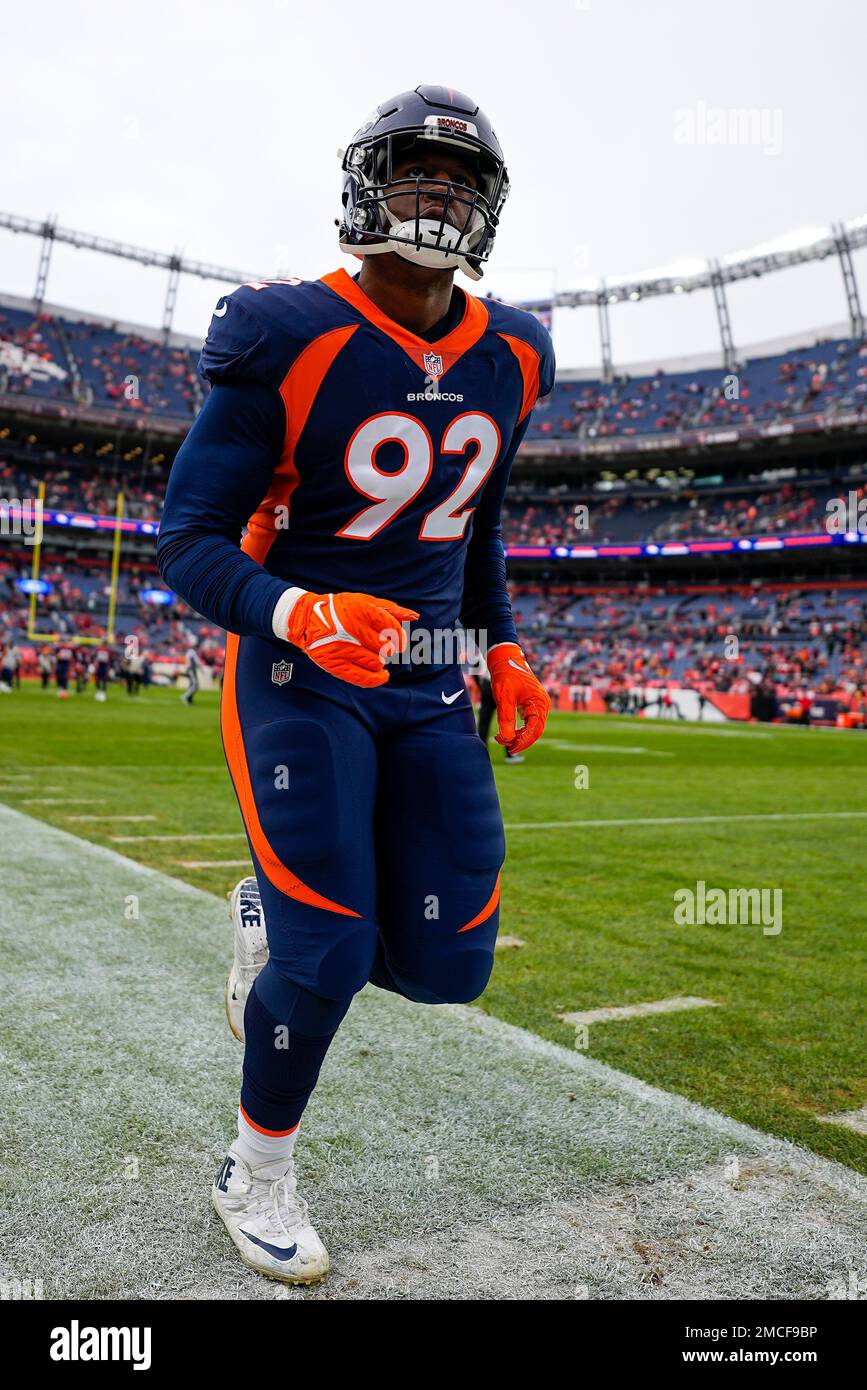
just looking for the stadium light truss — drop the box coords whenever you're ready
[521,217,867,380]
[0,212,264,344]
[1,209,865,365]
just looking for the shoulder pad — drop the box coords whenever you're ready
[198,280,318,387]
[488,297,557,401]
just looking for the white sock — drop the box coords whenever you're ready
[234,1107,299,1171]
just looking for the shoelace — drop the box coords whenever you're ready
[269,1174,310,1235]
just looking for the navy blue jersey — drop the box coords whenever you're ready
[157,270,555,669]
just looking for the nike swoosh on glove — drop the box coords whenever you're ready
[283,591,419,688]
[487,642,551,754]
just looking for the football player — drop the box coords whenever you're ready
[93,643,111,701]
[157,85,554,1285]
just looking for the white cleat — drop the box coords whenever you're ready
[226,876,269,1042]
[212,1149,330,1285]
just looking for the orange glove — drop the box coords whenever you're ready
[283,590,419,688]
[488,642,551,755]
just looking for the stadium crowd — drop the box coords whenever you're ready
[4,453,860,546]
[3,302,867,440]
[529,336,867,440]
[513,585,867,707]
[0,555,224,679]
[1,548,865,716]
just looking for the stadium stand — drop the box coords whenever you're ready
[2,294,867,438]
[2,288,866,722]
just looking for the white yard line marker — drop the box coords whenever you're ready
[111,832,246,843]
[0,786,62,794]
[546,741,674,756]
[21,798,103,805]
[592,724,774,739]
[504,810,867,831]
[559,996,719,1028]
[177,859,252,869]
[66,814,158,823]
[495,934,526,950]
[30,764,228,774]
[817,1105,867,1137]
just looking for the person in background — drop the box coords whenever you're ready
[0,642,14,693]
[74,649,88,695]
[93,644,111,702]
[124,649,144,695]
[182,645,200,705]
[7,641,21,688]
[55,641,74,700]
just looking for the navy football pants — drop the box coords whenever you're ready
[221,634,505,1135]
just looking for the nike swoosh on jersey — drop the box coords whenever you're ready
[240,1229,299,1261]
[441,690,463,704]
[213,301,228,317]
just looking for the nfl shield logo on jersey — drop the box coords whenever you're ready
[271,660,293,686]
[423,352,444,377]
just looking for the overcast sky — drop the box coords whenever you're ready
[2,0,865,372]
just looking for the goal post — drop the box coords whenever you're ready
[26,484,126,647]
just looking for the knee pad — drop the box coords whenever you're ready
[253,960,353,1035]
[387,946,496,1006]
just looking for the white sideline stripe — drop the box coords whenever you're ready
[495,934,526,950]
[111,832,246,843]
[560,996,719,1027]
[503,810,867,831]
[3,801,867,1302]
[2,798,862,1176]
[178,859,252,869]
[66,814,158,823]
[817,1105,867,1137]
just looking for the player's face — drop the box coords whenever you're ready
[386,147,480,233]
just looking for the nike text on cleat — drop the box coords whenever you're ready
[211,1148,330,1285]
[225,876,269,1042]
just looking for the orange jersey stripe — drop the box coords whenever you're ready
[221,629,362,916]
[321,267,489,379]
[498,333,542,422]
[221,325,363,918]
[245,323,358,553]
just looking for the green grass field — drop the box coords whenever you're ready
[2,680,866,1176]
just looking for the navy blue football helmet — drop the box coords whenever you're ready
[338,85,510,281]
